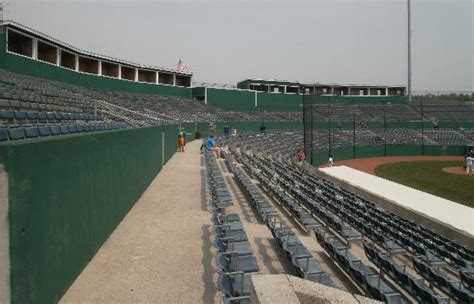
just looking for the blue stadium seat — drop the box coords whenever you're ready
[79,114,86,120]
[46,112,56,120]
[83,125,91,132]
[68,125,78,133]
[89,125,96,131]
[72,113,80,120]
[50,125,60,135]
[62,113,72,120]
[76,125,84,132]
[0,128,7,141]
[54,112,63,120]
[59,125,70,134]
[38,126,51,137]
[0,111,14,119]
[8,127,26,140]
[14,111,27,120]
[37,112,47,121]
[25,127,39,138]
[26,111,39,120]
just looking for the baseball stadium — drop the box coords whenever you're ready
[0,4,473,304]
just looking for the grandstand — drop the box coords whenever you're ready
[0,19,473,304]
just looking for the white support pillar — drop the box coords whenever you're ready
[173,74,176,86]
[74,54,79,71]
[347,87,351,96]
[98,60,102,76]
[32,38,38,59]
[155,71,159,84]
[56,48,61,66]
[284,85,287,93]
[204,87,208,105]
[255,91,258,107]
[386,87,389,96]
[367,87,370,96]
[134,69,138,82]
[118,64,122,79]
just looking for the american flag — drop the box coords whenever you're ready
[177,58,188,72]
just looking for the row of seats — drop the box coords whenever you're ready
[0,110,102,122]
[363,242,448,303]
[223,151,333,287]
[315,230,406,303]
[258,154,473,269]
[0,123,127,142]
[223,132,473,302]
[412,256,473,303]
[204,149,256,304]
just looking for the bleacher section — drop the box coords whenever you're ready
[219,133,473,303]
[0,69,217,129]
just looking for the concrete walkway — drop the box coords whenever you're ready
[61,140,218,303]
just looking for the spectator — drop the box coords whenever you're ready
[177,127,185,152]
[296,149,305,162]
[232,128,238,138]
[207,134,220,158]
[466,154,473,176]
[329,155,334,167]
[224,125,232,137]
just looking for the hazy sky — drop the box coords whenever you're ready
[5,0,473,91]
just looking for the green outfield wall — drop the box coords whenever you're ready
[215,121,302,135]
[0,125,177,304]
[310,144,465,166]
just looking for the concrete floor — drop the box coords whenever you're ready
[61,140,219,303]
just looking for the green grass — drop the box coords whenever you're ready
[375,161,474,208]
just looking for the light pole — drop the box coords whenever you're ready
[407,0,412,102]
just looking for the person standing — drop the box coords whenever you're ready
[466,154,474,176]
[177,127,186,152]
[329,155,334,167]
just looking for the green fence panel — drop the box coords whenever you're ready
[355,145,385,158]
[331,147,354,161]
[256,92,302,112]
[163,125,178,162]
[386,144,422,156]
[423,145,464,156]
[311,151,329,167]
[182,122,196,141]
[196,122,210,138]
[215,121,303,135]
[0,126,175,304]
[207,88,255,111]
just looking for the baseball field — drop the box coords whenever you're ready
[374,160,473,208]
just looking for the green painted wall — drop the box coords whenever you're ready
[215,121,302,135]
[311,144,464,166]
[256,92,302,112]
[0,125,177,304]
[0,30,191,97]
[207,88,255,111]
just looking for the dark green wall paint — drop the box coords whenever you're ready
[0,126,177,304]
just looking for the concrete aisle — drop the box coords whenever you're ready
[61,140,218,303]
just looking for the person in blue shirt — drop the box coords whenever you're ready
[206,134,220,158]
[207,134,216,149]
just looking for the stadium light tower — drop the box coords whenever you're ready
[407,0,412,102]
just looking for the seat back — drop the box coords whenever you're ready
[38,126,51,137]
[0,128,7,141]
[25,127,39,138]
[8,127,26,140]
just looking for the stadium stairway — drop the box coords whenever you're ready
[59,140,219,303]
